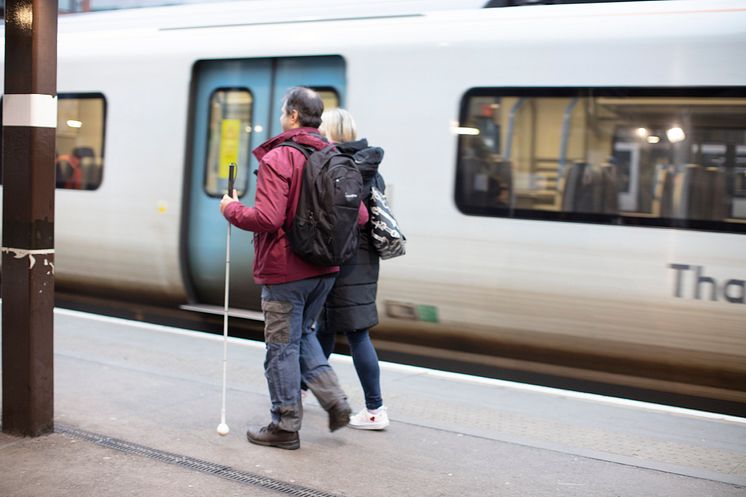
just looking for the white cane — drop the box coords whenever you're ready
[217,163,236,437]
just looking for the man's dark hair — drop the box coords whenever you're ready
[283,87,323,128]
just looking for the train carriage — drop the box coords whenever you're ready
[1,0,745,412]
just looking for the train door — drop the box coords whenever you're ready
[183,56,345,315]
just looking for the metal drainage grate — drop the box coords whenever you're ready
[56,424,341,497]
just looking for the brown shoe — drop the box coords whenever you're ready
[328,401,352,432]
[246,423,300,450]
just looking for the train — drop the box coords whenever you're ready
[1,0,745,413]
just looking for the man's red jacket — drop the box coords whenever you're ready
[222,127,368,285]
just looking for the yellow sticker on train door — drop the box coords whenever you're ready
[219,119,241,179]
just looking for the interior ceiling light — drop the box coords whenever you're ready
[666,127,686,143]
[453,126,480,136]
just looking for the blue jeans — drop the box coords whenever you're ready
[261,275,347,432]
[317,329,383,410]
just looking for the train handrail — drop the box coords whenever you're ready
[559,97,579,179]
[504,97,525,162]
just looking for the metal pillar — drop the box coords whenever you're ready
[2,0,58,437]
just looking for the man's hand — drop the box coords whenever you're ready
[220,189,239,214]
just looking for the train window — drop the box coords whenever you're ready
[204,88,253,197]
[0,94,106,190]
[455,88,746,233]
[56,94,107,190]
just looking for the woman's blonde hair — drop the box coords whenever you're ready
[320,108,357,143]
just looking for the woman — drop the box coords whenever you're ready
[316,108,389,430]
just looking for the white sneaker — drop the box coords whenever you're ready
[348,406,389,430]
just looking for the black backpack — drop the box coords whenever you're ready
[281,141,364,266]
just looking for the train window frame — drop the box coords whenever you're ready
[203,87,255,199]
[455,87,746,234]
[0,92,107,191]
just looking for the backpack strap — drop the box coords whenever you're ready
[277,141,316,233]
[279,140,313,159]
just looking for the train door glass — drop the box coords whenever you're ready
[203,89,253,197]
[316,89,340,112]
[185,56,345,310]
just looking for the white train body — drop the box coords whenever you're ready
[1,0,745,403]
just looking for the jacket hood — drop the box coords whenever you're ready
[253,127,328,161]
[337,139,385,179]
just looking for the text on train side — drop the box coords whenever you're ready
[669,264,745,304]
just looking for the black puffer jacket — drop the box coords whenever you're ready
[320,139,384,333]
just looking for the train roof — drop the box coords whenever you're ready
[0,0,744,67]
[1,0,487,33]
[0,0,742,34]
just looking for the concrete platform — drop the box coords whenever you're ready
[1,308,745,497]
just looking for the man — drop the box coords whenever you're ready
[220,87,364,450]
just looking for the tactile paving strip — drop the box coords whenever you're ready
[56,424,340,497]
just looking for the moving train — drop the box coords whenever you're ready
[1,0,745,412]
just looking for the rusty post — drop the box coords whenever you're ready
[2,0,58,437]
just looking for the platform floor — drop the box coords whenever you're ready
[1,309,745,497]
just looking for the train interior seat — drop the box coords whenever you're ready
[560,161,619,214]
[706,167,730,220]
[72,146,100,189]
[701,166,730,220]
[55,147,100,190]
[599,162,619,214]
[652,164,731,221]
[492,160,513,207]
[55,154,77,188]
[671,164,730,221]
[651,164,676,218]
[559,161,581,211]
